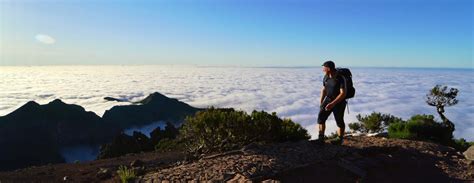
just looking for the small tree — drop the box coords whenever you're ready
[426,85,458,133]
[349,112,403,133]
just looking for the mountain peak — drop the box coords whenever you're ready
[24,101,40,107]
[48,99,66,105]
[5,101,41,117]
[136,92,170,105]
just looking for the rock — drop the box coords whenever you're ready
[132,166,146,176]
[96,168,112,180]
[463,145,474,161]
[224,172,235,181]
[465,159,473,166]
[227,173,248,181]
[131,159,144,167]
[337,158,367,178]
[347,133,365,137]
[262,179,281,183]
[367,132,388,137]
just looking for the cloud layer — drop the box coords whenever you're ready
[35,34,56,44]
[0,66,472,141]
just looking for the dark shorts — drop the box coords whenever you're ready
[317,99,346,128]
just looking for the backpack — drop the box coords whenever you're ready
[324,68,355,99]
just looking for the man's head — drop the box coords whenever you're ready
[322,60,336,75]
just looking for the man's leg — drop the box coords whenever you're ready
[316,108,331,143]
[337,125,345,138]
[318,123,326,139]
[331,101,347,145]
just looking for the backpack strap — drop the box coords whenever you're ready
[341,75,348,98]
[339,74,350,114]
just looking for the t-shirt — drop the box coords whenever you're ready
[323,74,346,99]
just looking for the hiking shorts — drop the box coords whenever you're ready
[317,99,346,128]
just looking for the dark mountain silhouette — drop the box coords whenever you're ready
[0,99,116,171]
[102,92,201,128]
[0,92,201,171]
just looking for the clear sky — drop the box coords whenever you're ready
[1,0,472,68]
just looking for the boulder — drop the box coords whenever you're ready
[463,145,474,161]
[96,168,112,180]
[131,159,144,167]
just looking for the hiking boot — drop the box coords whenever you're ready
[313,135,325,145]
[329,136,344,145]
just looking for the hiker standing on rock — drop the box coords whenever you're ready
[315,61,351,145]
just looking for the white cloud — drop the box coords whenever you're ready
[35,34,56,44]
[0,66,472,141]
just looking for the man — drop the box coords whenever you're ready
[315,61,346,145]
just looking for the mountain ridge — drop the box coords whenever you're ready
[0,92,202,171]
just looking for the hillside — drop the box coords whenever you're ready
[0,136,472,182]
[0,92,202,171]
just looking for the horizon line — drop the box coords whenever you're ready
[0,64,472,70]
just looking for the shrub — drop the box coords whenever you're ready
[388,120,420,139]
[349,112,403,133]
[150,122,179,145]
[348,123,362,133]
[326,132,339,139]
[99,123,181,159]
[117,165,136,183]
[388,114,453,145]
[179,107,310,155]
[452,138,474,152]
[98,131,153,159]
[154,138,183,152]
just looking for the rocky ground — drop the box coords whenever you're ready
[1,136,473,183]
[140,136,473,182]
[0,151,186,183]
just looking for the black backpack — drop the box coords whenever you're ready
[324,68,355,99]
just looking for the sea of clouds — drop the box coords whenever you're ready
[1,65,473,141]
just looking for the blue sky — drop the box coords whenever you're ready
[1,0,472,68]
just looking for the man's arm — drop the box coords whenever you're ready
[320,87,327,104]
[330,88,346,106]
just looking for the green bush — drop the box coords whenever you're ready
[154,138,183,152]
[179,107,310,155]
[348,123,362,133]
[116,165,136,183]
[388,114,453,145]
[349,112,403,133]
[388,120,421,139]
[150,122,180,145]
[452,138,474,152]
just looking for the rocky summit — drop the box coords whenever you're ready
[1,136,472,182]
